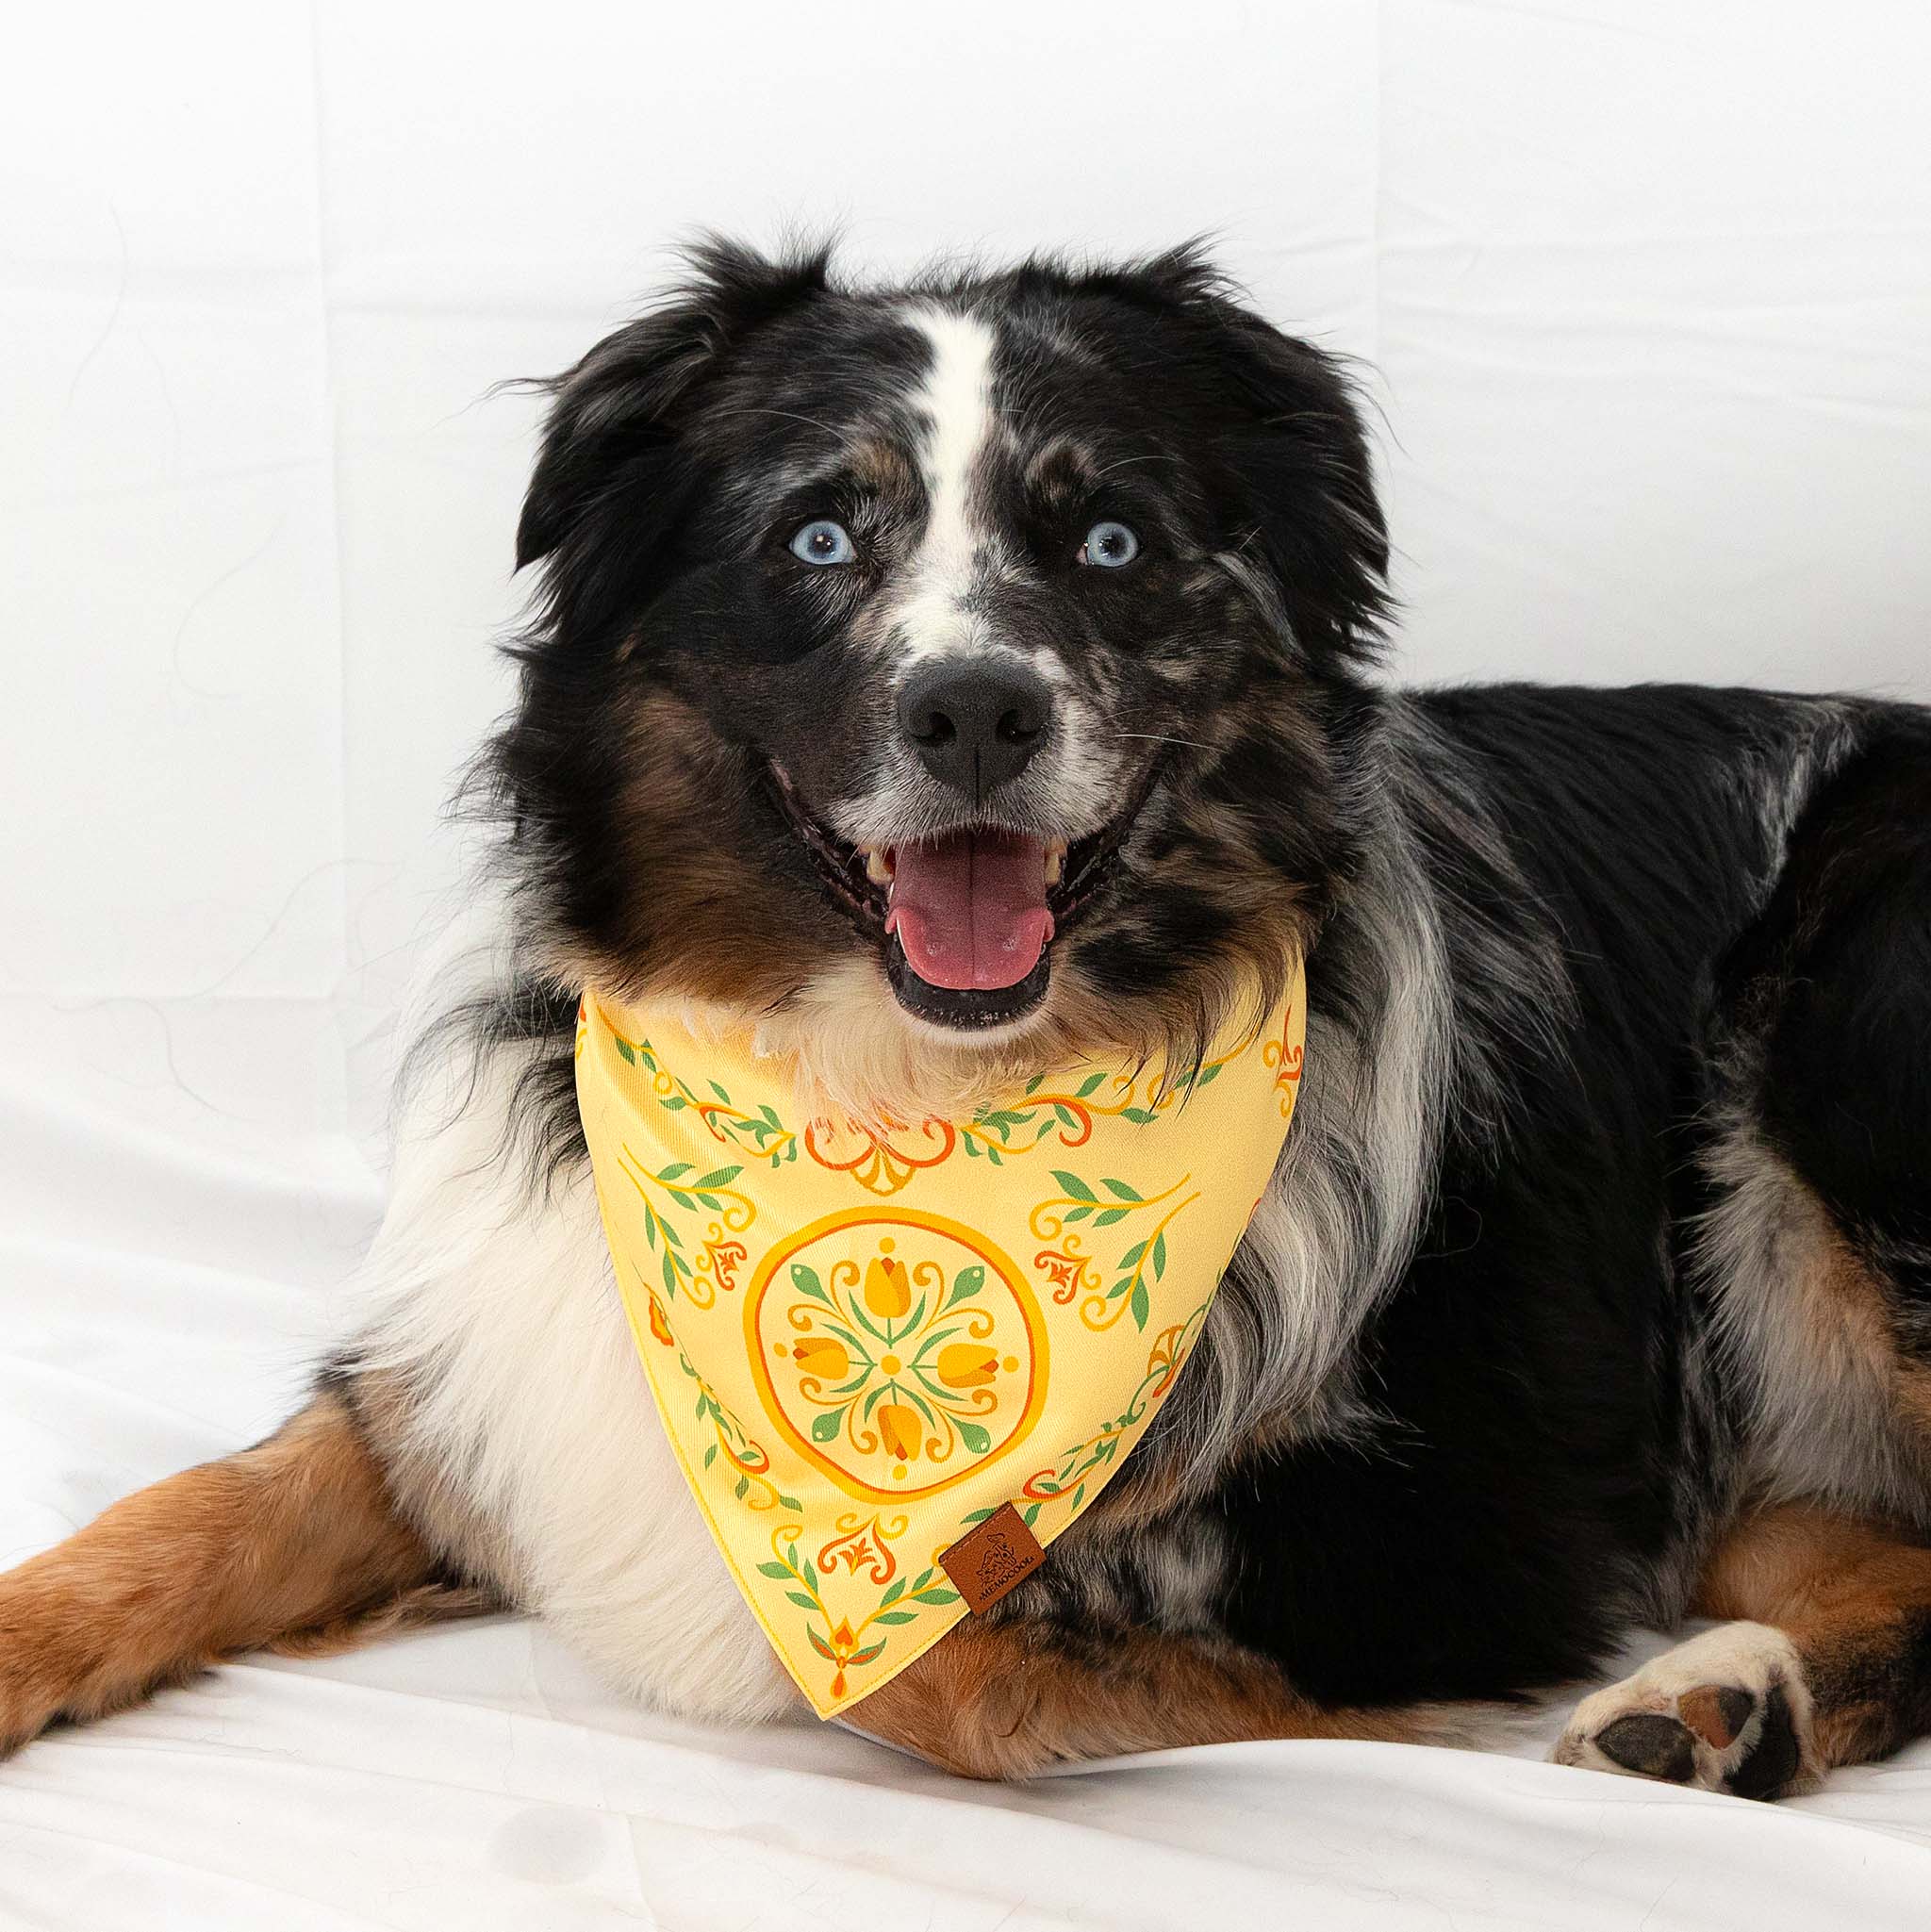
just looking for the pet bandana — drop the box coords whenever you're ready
[574,970,1305,1716]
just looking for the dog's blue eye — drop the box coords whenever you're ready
[789,519,855,566]
[1079,520,1139,568]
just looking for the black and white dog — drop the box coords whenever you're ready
[5,240,1929,1798]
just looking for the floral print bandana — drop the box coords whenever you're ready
[574,968,1305,1717]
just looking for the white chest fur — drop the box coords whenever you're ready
[350,1046,800,1724]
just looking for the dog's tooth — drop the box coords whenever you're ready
[1044,841,1066,888]
[864,846,895,886]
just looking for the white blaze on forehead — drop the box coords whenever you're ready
[895,304,999,668]
[838,301,1127,843]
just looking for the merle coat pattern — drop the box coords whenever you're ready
[4,240,1930,1797]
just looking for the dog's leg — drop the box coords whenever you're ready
[1558,730,1931,1799]
[0,1386,487,1754]
[847,1618,1468,1780]
[1555,1502,1931,1796]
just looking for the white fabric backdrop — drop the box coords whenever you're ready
[3,3,1929,1924]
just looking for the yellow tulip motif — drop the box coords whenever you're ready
[936,1343,999,1389]
[780,1241,1021,1485]
[863,1251,910,1318]
[877,1402,921,1462]
[791,1335,850,1381]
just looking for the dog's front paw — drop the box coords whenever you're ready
[0,1573,107,1758]
[1552,1621,1819,1799]
[0,1624,58,1757]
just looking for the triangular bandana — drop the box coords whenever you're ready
[574,970,1305,1716]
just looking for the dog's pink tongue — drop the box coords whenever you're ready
[886,831,1053,991]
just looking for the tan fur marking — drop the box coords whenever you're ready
[1780,1211,1931,1506]
[848,437,918,495]
[1707,1140,1931,1516]
[1895,1363,1931,1440]
[847,1619,1467,1780]
[0,1392,481,1754]
[589,690,822,1015]
[1677,1684,1743,1749]
[1696,1501,1931,1768]
[1809,1234,1912,1407]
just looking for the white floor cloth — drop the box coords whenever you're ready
[4,1002,1930,1931]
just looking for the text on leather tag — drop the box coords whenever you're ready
[938,1503,1046,1614]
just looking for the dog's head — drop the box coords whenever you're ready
[499,239,1385,1099]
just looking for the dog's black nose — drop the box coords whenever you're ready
[897,659,1051,798]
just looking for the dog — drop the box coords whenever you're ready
[4,239,1929,1798]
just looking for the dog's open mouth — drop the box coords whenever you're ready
[768,767,1137,1031]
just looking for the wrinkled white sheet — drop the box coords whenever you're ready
[7,0,1931,1923]
[7,1008,1931,1929]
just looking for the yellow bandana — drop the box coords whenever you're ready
[574,971,1305,1716]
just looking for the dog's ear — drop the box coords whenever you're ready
[1122,245,1391,669]
[514,237,832,573]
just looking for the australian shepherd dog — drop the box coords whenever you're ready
[6,240,1931,1798]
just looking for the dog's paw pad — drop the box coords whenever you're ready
[1593,1711,1697,1781]
[1552,1622,1818,1799]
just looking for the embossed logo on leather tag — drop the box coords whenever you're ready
[938,1503,1045,1613]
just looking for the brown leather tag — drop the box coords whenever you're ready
[938,1503,1045,1613]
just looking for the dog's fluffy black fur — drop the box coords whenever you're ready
[464,240,1931,1721]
